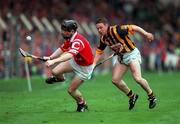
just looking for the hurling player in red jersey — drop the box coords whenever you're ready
[43,20,94,112]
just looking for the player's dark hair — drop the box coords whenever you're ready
[95,17,109,24]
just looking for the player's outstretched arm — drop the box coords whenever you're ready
[43,48,63,61]
[131,25,154,42]
[45,52,73,67]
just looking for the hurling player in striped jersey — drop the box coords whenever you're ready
[93,17,156,110]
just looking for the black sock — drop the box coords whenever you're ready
[148,92,154,98]
[127,90,134,98]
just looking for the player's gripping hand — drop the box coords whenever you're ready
[145,33,154,42]
[45,60,55,67]
[43,56,51,61]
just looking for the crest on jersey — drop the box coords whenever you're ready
[72,42,80,50]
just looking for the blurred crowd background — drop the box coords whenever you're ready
[0,0,180,79]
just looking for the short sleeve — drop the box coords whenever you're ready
[121,25,134,35]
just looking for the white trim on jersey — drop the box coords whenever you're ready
[73,39,85,48]
[70,32,85,48]
[70,32,77,42]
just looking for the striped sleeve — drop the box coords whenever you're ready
[121,25,135,35]
[96,37,107,55]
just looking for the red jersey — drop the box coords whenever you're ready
[60,32,94,66]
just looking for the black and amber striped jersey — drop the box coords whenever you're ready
[96,25,136,55]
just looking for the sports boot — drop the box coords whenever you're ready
[148,96,157,109]
[45,76,65,84]
[76,102,88,112]
[129,94,139,110]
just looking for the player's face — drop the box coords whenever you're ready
[96,23,108,36]
[61,30,73,40]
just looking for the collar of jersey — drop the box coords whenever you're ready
[70,31,78,42]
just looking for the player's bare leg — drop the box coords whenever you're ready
[112,63,129,93]
[68,75,88,112]
[129,60,152,93]
[112,63,138,110]
[45,61,73,84]
[129,60,156,109]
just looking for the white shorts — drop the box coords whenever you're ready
[115,48,142,65]
[69,59,94,80]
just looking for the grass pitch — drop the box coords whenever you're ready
[0,71,180,124]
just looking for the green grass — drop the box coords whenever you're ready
[0,71,180,124]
